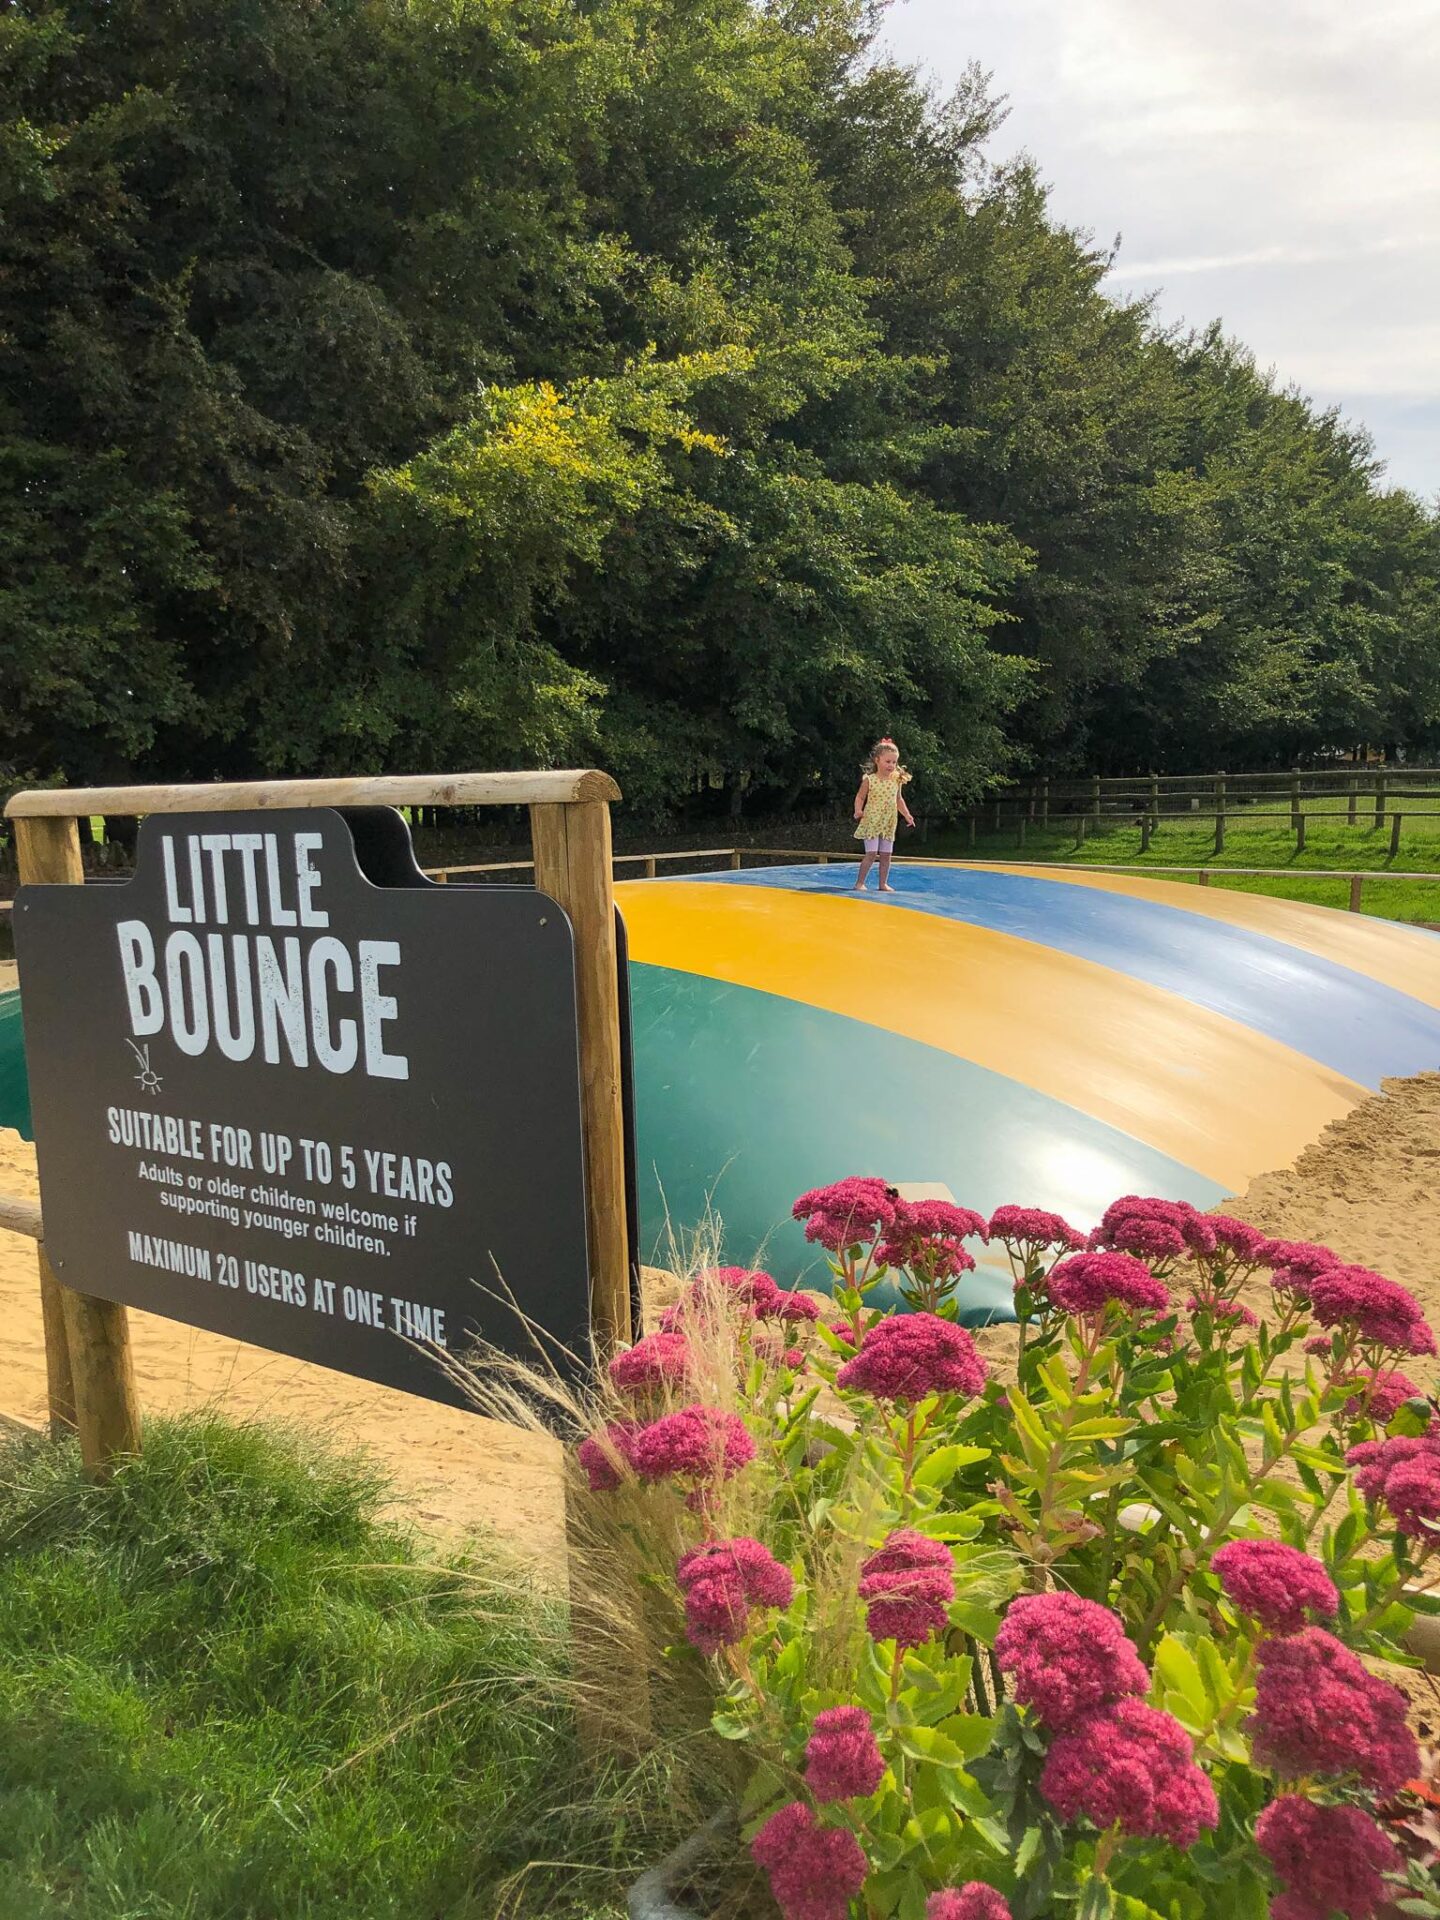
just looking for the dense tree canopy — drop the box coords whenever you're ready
[2,0,1436,818]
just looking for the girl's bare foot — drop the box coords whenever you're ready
[878,883,897,893]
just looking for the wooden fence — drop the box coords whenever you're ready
[965,767,1440,859]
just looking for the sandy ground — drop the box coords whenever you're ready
[0,964,16,995]
[1,1072,1438,1585]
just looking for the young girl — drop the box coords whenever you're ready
[853,738,915,892]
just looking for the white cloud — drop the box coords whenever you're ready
[880,0,1440,496]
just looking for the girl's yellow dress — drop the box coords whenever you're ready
[854,769,910,842]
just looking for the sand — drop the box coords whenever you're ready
[1,1072,1438,1582]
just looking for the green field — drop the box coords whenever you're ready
[930,796,1440,926]
[0,1416,675,1920]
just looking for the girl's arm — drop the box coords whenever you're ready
[854,778,869,821]
[899,786,916,827]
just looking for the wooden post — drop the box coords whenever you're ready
[1040,778,1050,828]
[1348,779,1358,826]
[13,815,141,1470]
[1349,874,1364,913]
[1375,772,1387,828]
[1290,775,1301,830]
[1139,815,1152,853]
[1197,869,1210,887]
[1091,775,1101,821]
[967,814,977,849]
[1295,813,1307,853]
[643,856,656,879]
[1149,774,1159,822]
[1215,772,1226,824]
[728,850,742,870]
[1077,815,1089,846]
[530,801,632,1356]
[1389,812,1403,858]
[1214,814,1226,855]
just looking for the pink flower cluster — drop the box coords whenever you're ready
[987,1205,1085,1253]
[577,1420,640,1491]
[877,1199,987,1279]
[1093,1196,1215,1262]
[995,1594,1214,1847]
[994,1592,1148,1730]
[926,1889,1012,1920]
[1250,1628,1418,1793]
[1262,1238,1340,1281]
[659,1265,821,1337]
[792,1177,898,1253]
[858,1531,954,1647]
[630,1405,756,1485]
[1343,1368,1422,1423]
[1256,1796,1400,1920]
[1348,1432,1440,1538]
[1204,1214,1272,1265]
[608,1330,691,1395]
[1047,1251,1169,1318]
[675,1536,794,1654]
[804,1706,886,1802]
[1210,1540,1338,1634]
[750,1802,868,1920]
[1186,1292,1258,1329]
[1306,1265,1436,1355]
[836,1313,986,1403]
[1039,1698,1218,1849]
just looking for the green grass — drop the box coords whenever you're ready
[930,803,1440,927]
[0,1415,673,1920]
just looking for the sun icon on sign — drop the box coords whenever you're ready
[126,1039,163,1097]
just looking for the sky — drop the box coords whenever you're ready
[878,0,1440,500]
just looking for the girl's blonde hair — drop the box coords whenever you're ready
[861,736,909,777]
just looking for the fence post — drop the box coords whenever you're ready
[1139,815,1152,852]
[643,856,656,879]
[1091,775,1101,821]
[13,815,141,1472]
[1215,772,1226,826]
[728,850,742,870]
[1197,869,1210,887]
[1077,815,1088,846]
[529,799,632,1355]
[1375,772,1387,830]
[1389,812,1403,858]
[1214,814,1226,855]
[967,814,977,849]
[1348,779,1358,826]
[1149,774,1159,821]
[1040,778,1050,828]
[1290,775,1301,831]
[1349,874,1364,913]
[1295,813,1307,853]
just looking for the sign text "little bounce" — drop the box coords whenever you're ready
[117,829,408,1080]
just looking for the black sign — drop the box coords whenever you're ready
[13,808,592,1406]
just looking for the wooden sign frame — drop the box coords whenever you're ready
[4,770,630,1472]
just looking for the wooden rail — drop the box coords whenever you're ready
[4,770,620,815]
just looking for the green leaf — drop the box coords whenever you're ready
[914,1444,991,1488]
[936,1712,996,1760]
[1066,1415,1136,1441]
[947,1599,1002,1641]
[1152,1634,1210,1722]
[711,1711,751,1740]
